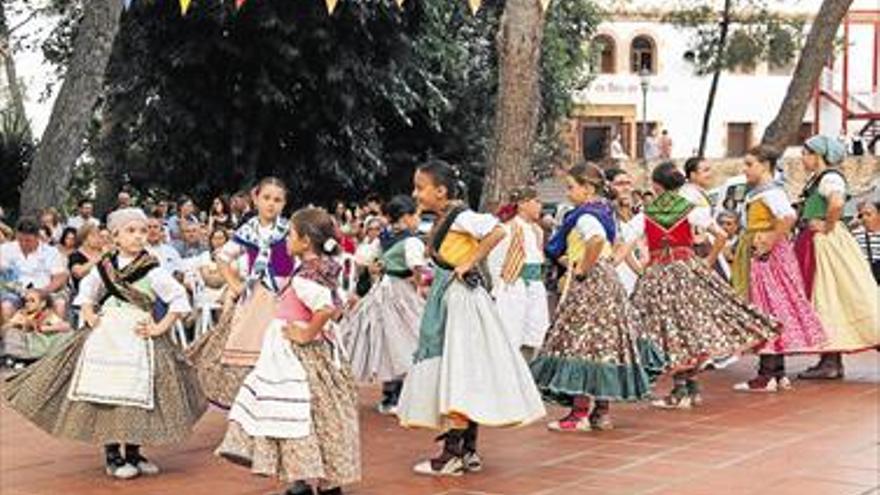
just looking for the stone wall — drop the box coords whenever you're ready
[615,156,880,197]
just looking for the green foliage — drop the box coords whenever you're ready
[537,0,600,176]
[0,111,35,218]
[664,1,805,75]
[49,0,599,208]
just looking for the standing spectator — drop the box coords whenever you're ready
[67,224,108,295]
[229,191,252,227]
[610,133,627,162]
[146,215,183,272]
[354,216,383,296]
[116,191,133,210]
[67,200,101,231]
[644,129,660,161]
[40,207,65,244]
[853,200,880,284]
[208,195,234,233]
[658,130,673,159]
[716,210,740,281]
[173,220,208,260]
[167,196,198,241]
[642,189,656,205]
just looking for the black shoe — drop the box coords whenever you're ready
[282,481,314,495]
[317,488,343,495]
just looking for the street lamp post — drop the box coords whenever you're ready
[639,68,651,163]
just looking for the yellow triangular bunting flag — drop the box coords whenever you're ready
[539,0,551,11]
[468,0,480,14]
[179,0,191,15]
[326,0,339,14]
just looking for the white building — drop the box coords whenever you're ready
[568,0,880,161]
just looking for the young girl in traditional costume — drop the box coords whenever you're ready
[1,288,72,366]
[396,160,545,477]
[793,135,879,379]
[629,163,779,408]
[188,177,295,407]
[341,195,427,415]
[488,186,550,361]
[4,208,206,479]
[217,207,359,495]
[530,163,654,432]
[731,146,826,392]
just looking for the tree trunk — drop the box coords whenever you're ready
[761,0,853,151]
[0,0,31,139]
[697,0,731,158]
[18,0,123,217]
[480,0,547,210]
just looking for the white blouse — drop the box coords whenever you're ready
[74,255,191,314]
[451,210,499,239]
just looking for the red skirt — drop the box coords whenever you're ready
[794,229,816,300]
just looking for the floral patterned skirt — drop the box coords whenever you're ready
[215,341,361,488]
[531,260,659,403]
[186,303,252,408]
[631,257,779,373]
[4,330,206,445]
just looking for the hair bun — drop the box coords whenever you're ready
[323,238,338,254]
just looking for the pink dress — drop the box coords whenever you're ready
[733,187,826,354]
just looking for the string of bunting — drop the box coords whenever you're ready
[121,0,551,16]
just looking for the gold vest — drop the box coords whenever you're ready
[746,199,775,233]
[438,231,479,267]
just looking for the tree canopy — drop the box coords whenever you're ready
[83,0,599,210]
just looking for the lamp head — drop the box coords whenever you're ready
[639,68,651,90]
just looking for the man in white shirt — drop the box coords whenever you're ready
[146,216,182,273]
[0,218,69,319]
[67,199,101,231]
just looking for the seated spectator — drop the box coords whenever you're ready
[57,227,78,260]
[208,195,234,233]
[40,207,65,244]
[853,200,880,284]
[0,222,12,243]
[167,196,199,241]
[173,219,208,260]
[146,215,182,272]
[66,199,101,231]
[1,288,72,368]
[68,224,108,295]
[0,218,69,310]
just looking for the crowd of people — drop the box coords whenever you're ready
[0,134,878,495]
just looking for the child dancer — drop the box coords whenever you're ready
[731,146,826,392]
[4,208,206,479]
[531,163,655,432]
[188,177,295,407]
[341,195,427,415]
[488,186,550,361]
[629,163,779,408]
[217,207,359,495]
[794,135,879,379]
[1,288,72,366]
[397,160,545,476]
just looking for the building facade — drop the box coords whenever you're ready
[564,0,880,162]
